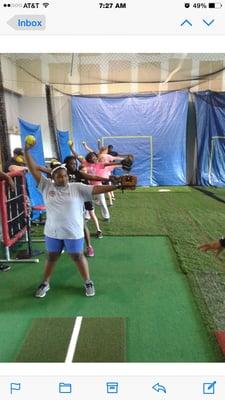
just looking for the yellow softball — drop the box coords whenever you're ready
[25,135,36,146]
[68,139,73,146]
[15,155,25,163]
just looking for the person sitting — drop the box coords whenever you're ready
[6,148,27,172]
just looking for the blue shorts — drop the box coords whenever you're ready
[45,236,84,254]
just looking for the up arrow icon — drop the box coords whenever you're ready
[180,19,192,26]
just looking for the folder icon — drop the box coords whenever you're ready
[59,383,72,393]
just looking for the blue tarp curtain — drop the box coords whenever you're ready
[194,91,225,186]
[71,92,188,186]
[19,118,45,219]
[57,130,70,162]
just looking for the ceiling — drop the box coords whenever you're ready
[2,53,225,96]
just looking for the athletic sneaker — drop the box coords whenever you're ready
[0,264,11,272]
[85,280,95,297]
[96,230,103,239]
[35,282,50,298]
[86,245,94,257]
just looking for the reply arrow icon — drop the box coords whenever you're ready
[152,383,167,393]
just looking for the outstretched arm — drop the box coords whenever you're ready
[79,171,109,182]
[82,141,94,153]
[103,162,122,168]
[37,165,51,175]
[92,184,118,195]
[97,138,102,151]
[24,144,41,184]
[0,171,15,190]
[198,239,225,257]
[69,141,84,161]
[8,165,28,172]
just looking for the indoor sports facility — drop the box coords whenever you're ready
[1,53,225,362]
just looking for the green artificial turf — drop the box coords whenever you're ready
[2,187,225,361]
[73,317,126,362]
[15,317,125,362]
[92,189,225,274]
[15,318,75,362]
[0,235,223,362]
[90,188,225,341]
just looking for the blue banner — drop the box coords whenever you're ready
[71,92,188,186]
[57,130,71,162]
[194,91,225,186]
[19,118,45,218]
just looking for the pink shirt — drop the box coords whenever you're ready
[83,161,105,185]
[83,160,118,184]
[98,154,115,163]
[98,154,119,178]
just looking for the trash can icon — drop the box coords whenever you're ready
[106,382,118,393]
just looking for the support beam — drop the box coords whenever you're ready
[45,84,59,159]
[0,56,11,169]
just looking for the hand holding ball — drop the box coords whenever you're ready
[15,155,25,163]
[68,140,73,147]
[25,135,36,148]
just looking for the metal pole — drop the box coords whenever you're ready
[0,56,11,169]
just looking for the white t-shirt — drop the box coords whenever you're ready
[38,175,93,240]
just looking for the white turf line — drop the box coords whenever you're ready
[65,316,83,363]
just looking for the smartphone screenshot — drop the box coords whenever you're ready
[0,1,225,399]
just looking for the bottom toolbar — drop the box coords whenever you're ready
[0,376,223,399]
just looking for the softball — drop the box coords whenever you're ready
[15,155,25,163]
[25,135,36,146]
[68,139,73,146]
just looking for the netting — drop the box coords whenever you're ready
[2,53,225,95]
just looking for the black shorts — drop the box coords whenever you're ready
[84,201,94,211]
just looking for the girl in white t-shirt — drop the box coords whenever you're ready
[24,143,119,298]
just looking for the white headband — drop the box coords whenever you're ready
[51,164,67,176]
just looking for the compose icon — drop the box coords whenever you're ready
[203,381,216,395]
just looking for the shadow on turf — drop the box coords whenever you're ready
[1,285,88,312]
[194,187,225,205]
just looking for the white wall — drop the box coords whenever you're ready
[4,91,20,129]
[4,91,21,155]
[53,91,73,135]
[18,96,54,158]
[4,91,54,158]
[3,63,73,158]
[4,92,73,159]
